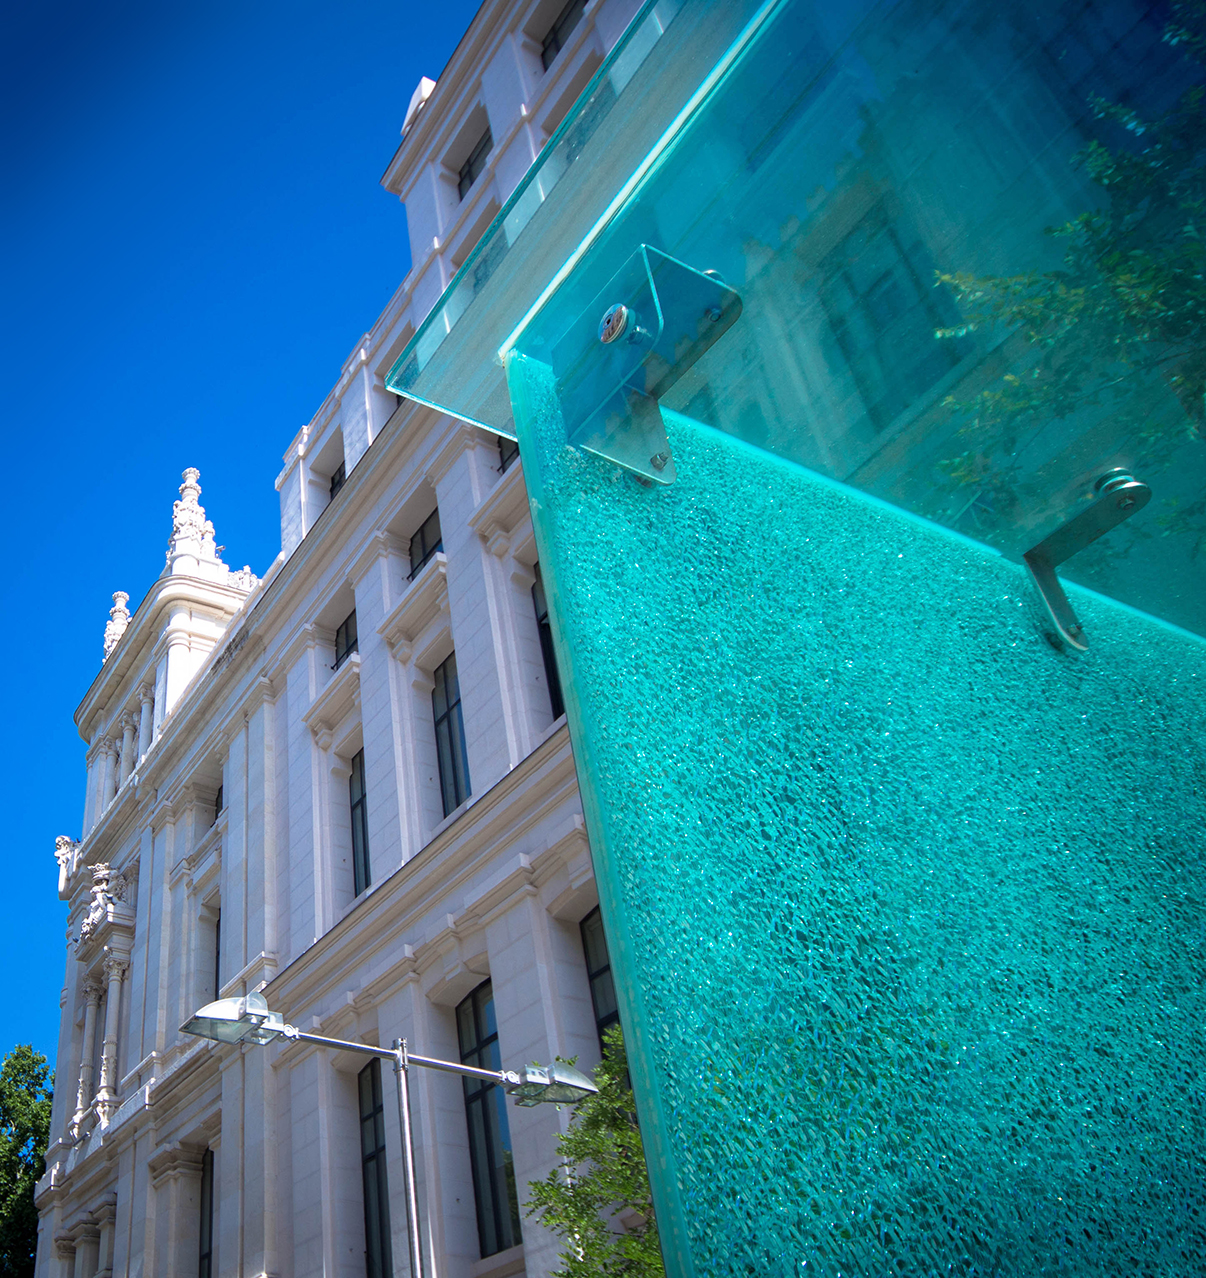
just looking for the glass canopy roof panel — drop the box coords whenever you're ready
[383,0,771,436]
[507,0,1206,638]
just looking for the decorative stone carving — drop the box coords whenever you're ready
[167,468,208,564]
[230,565,258,590]
[78,865,130,945]
[54,836,80,899]
[101,592,130,662]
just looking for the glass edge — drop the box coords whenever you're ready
[383,0,668,398]
[497,0,784,361]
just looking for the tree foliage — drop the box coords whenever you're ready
[934,0,1206,546]
[526,1028,664,1277]
[0,1046,52,1278]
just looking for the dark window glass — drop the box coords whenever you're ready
[213,908,221,1000]
[580,906,620,1051]
[532,567,565,720]
[358,1060,393,1278]
[335,609,359,670]
[497,434,519,473]
[541,0,586,70]
[458,128,494,201]
[350,748,371,897]
[432,654,471,817]
[212,784,223,826]
[408,510,443,580]
[329,461,347,500]
[198,1148,215,1278]
[456,981,521,1257]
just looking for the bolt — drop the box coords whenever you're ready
[650,452,669,472]
[1118,496,1135,510]
[705,305,722,322]
[598,304,629,345]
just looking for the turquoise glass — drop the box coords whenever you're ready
[498,0,1206,1274]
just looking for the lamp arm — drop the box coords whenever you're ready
[281,1025,519,1087]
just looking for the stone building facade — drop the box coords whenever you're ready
[35,2,643,1274]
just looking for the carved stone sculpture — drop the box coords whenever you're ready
[101,593,130,662]
[54,836,80,899]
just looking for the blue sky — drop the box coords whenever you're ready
[1,0,481,1069]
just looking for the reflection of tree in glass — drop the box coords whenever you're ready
[934,0,1206,554]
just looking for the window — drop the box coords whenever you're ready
[541,0,587,70]
[350,748,371,896]
[457,127,493,200]
[432,654,471,817]
[213,908,222,1000]
[580,906,620,1050]
[329,460,347,500]
[532,567,565,720]
[408,509,443,580]
[211,784,223,826]
[497,433,519,473]
[358,1060,393,1278]
[198,1148,215,1278]
[457,981,521,1257]
[335,609,359,670]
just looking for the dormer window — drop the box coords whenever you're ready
[329,461,347,500]
[457,128,493,200]
[334,609,358,670]
[541,0,586,70]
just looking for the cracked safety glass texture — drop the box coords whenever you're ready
[503,0,1206,1274]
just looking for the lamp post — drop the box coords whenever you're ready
[181,991,596,1278]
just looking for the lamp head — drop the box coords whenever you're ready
[181,991,285,1046]
[507,1061,599,1107]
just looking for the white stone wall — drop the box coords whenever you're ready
[35,3,658,1273]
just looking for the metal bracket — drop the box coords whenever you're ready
[549,245,742,484]
[1023,468,1150,650]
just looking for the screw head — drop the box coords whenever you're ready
[598,304,629,344]
[649,452,669,471]
[705,305,722,322]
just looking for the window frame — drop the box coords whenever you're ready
[580,905,620,1051]
[198,1148,215,1278]
[408,509,444,581]
[456,980,521,1258]
[350,747,371,897]
[532,566,565,720]
[329,460,347,500]
[432,653,471,817]
[334,609,359,671]
[358,1059,394,1278]
[457,127,494,201]
[541,0,587,70]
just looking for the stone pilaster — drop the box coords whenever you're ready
[95,952,129,1125]
[71,982,103,1141]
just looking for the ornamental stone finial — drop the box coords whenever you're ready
[166,468,207,567]
[102,592,131,662]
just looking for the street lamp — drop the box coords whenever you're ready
[181,992,596,1278]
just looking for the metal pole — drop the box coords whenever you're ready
[393,1038,426,1278]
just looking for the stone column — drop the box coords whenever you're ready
[95,951,129,1125]
[70,1219,100,1278]
[100,741,117,813]
[119,716,136,787]
[137,686,154,759]
[71,981,103,1140]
